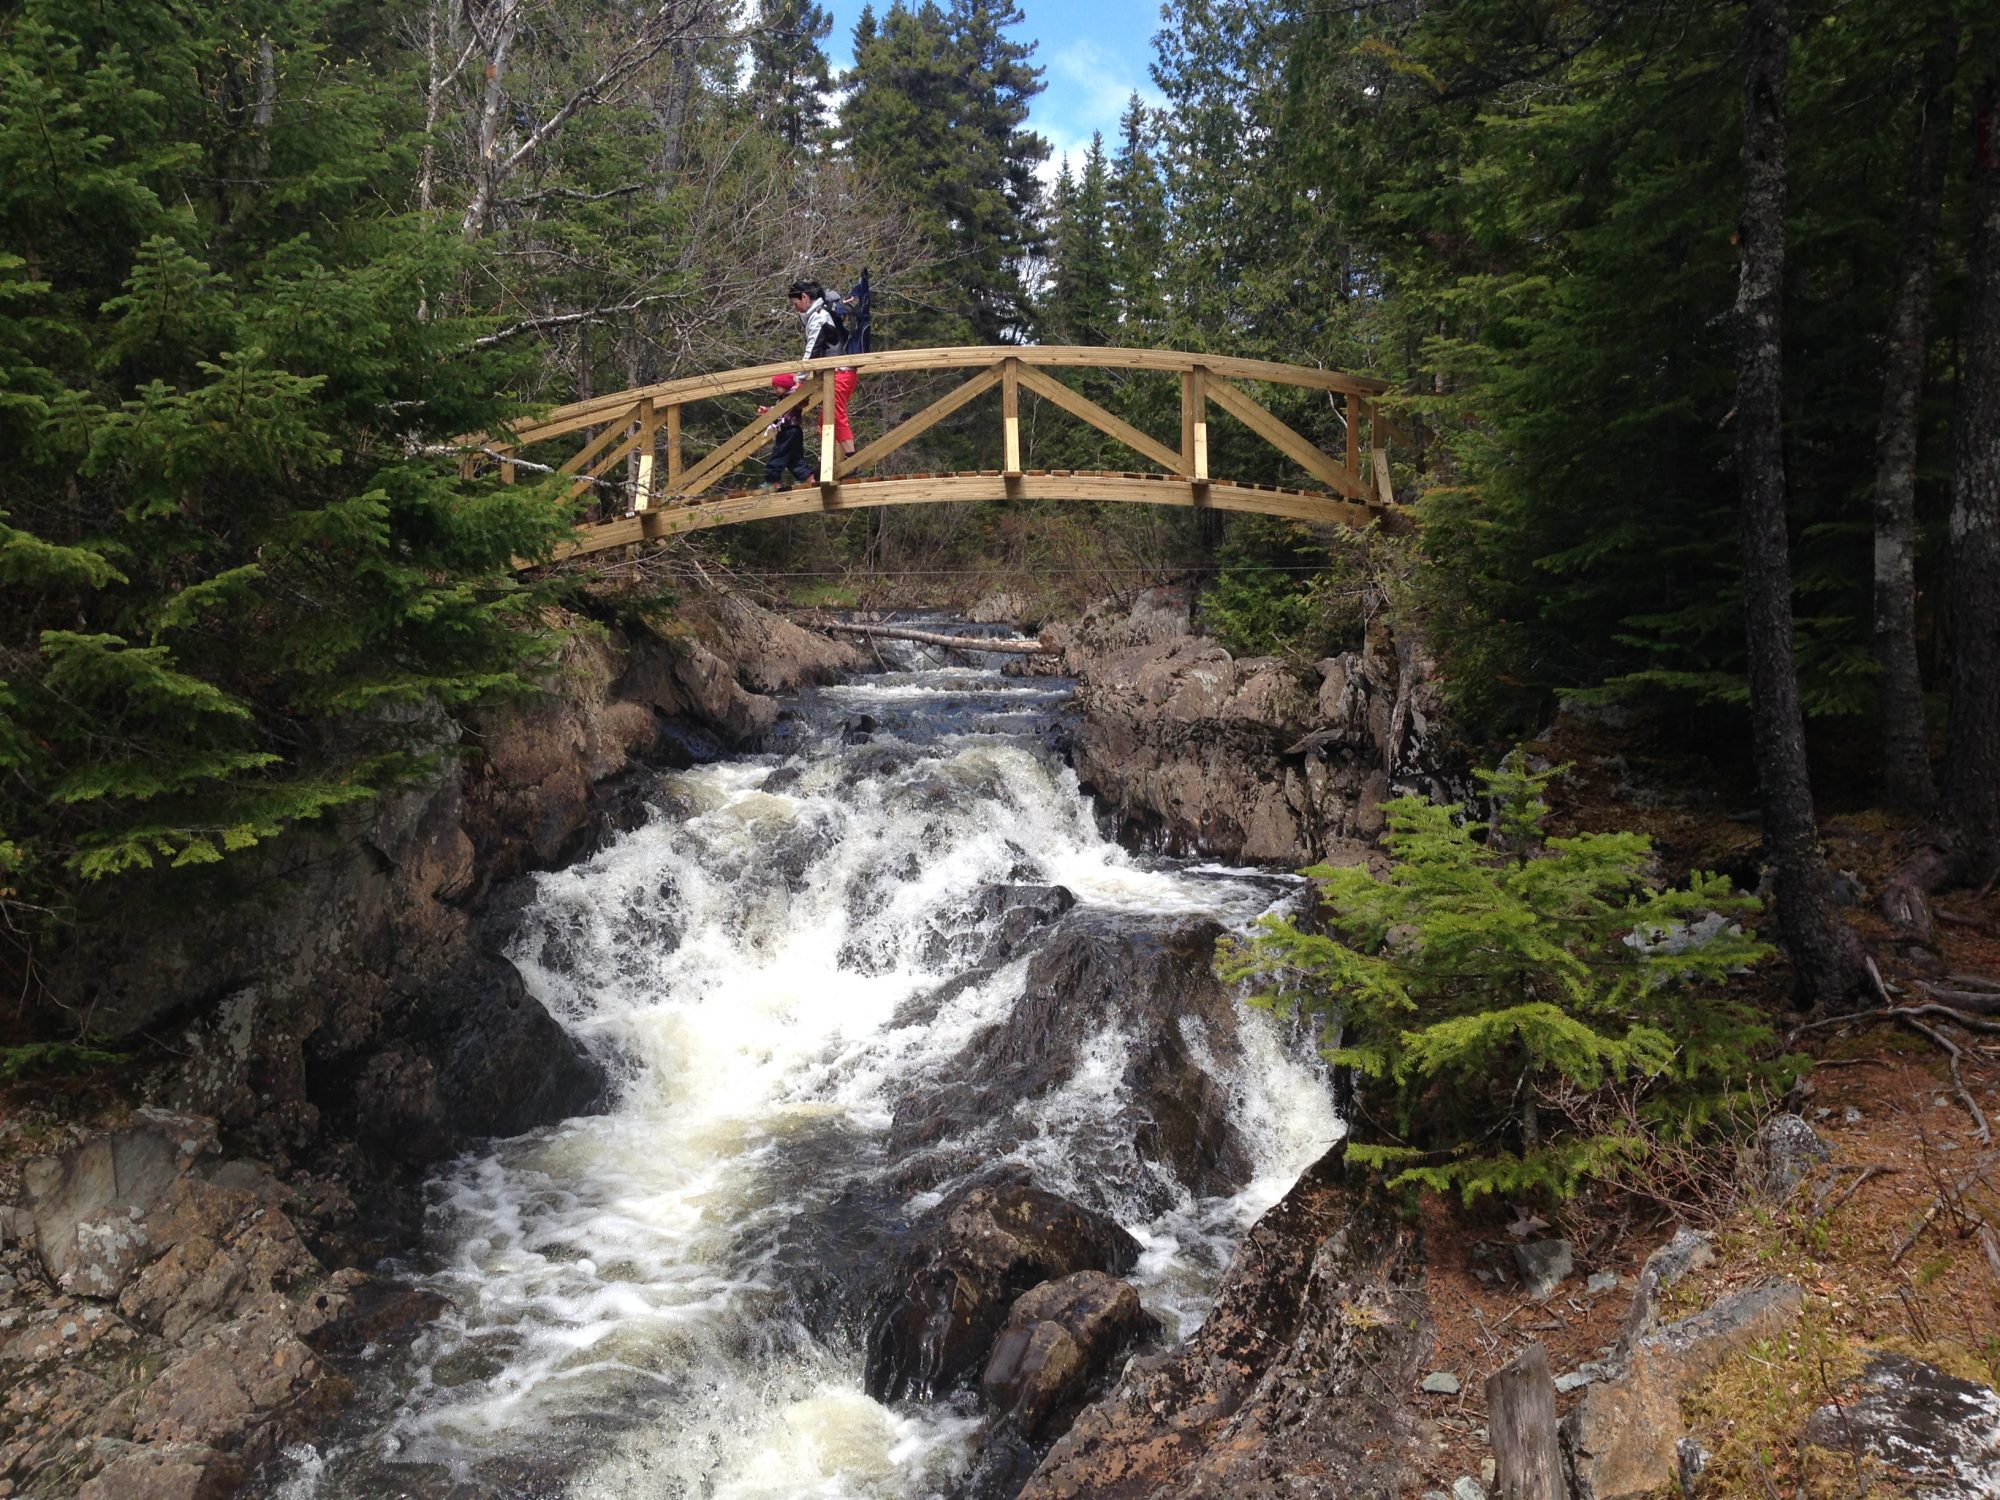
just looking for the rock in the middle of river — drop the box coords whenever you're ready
[865,1168,1141,1402]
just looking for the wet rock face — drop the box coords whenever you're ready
[1018,1145,1432,1500]
[982,1272,1158,1442]
[865,1170,1141,1403]
[43,595,855,1179]
[1045,587,1452,866]
[887,912,1256,1207]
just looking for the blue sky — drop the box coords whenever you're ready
[822,0,1169,184]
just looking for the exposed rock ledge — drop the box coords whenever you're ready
[1043,586,1455,867]
[1017,1144,1433,1499]
[53,590,861,1174]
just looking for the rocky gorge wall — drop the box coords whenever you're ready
[1041,585,1456,868]
[0,592,862,1498]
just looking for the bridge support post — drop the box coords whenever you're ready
[1002,357,1022,476]
[633,399,658,512]
[1182,367,1210,499]
[818,370,839,492]
[1345,392,1361,485]
[665,403,682,498]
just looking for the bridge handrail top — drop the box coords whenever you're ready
[501,345,1392,443]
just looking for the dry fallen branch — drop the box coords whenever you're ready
[1914,980,2000,1015]
[1902,1017,1993,1146]
[1816,1163,1896,1221]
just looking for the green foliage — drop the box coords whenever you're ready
[0,1041,129,1080]
[746,0,835,148]
[0,0,573,929]
[1147,0,1987,743]
[840,0,1049,346]
[1219,752,1799,1204]
[1198,517,1392,661]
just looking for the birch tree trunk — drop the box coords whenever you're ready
[462,0,524,239]
[1735,0,1864,1007]
[1942,70,2000,877]
[1873,20,1959,810]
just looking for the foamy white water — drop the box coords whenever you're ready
[285,654,1339,1499]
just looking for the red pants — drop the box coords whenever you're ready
[833,369,858,444]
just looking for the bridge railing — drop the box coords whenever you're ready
[462,345,1406,516]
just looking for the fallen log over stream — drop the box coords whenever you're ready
[805,619,1054,654]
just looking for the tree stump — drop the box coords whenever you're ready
[1486,1342,1564,1500]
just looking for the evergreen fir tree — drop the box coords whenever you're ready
[1044,134,1115,346]
[840,0,1047,346]
[1219,754,1793,1205]
[0,0,570,939]
[1107,95,1169,343]
[746,0,835,149]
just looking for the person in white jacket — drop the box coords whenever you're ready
[787,279,857,460]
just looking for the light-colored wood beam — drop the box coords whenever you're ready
[567,425,646,500]
[633,399,658,510]
[1015,363,1181,474]
[1204,377,1360,498]
[545,472,1396,559]
[819,369,838,490]
[1002,358,1022,475]
[556,402,641,478]
[665,404,682,494]
[838,365,1005,476]
[673,381,813,498]
[1373,447,1394,507]
[496,345,1390,447]
[1181,367,1209,482]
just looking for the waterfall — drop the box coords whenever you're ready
[279,643,1340,1499]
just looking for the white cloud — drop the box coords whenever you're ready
[1031,38,1166,190]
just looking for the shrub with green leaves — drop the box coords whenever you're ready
[1218,753,1799,1204]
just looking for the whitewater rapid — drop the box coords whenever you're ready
[278,649,1339,1499]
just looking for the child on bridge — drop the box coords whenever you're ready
[757,373,815,490]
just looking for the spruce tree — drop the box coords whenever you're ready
[0,0,569,945]
[1045,134,1115,346]
[1219,755,1790,1205]
[1107,96,1169,343]
[747,0,835,149]
[840,0,1047,346]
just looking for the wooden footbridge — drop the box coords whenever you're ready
[464,347,1406,560]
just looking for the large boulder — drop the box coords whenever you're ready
[1801,1352,2000,1496]
[1565,1281,1805,1499]
[23,1111,217,1294]
[865,1171,1141,1403]
[1018,1144,1432,1500]
[982,1272,1157,1441]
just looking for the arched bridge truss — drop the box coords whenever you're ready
[464,346,1408,561]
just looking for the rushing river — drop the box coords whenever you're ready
[277,633,1341,1500]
